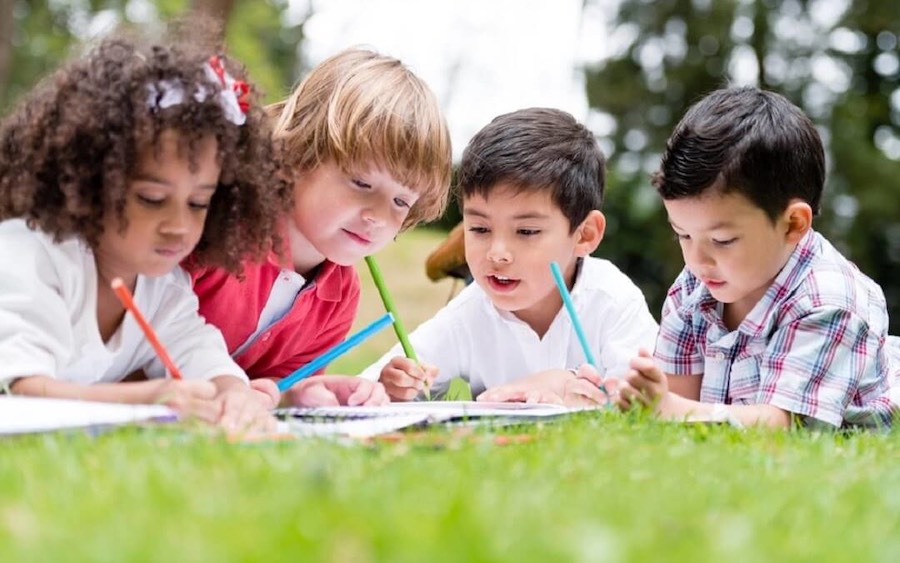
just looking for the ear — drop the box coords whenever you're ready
[574,210,606,257]
[782,200,812,244]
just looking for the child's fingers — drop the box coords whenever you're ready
[297,383,341,407]
[249,379,280,408]
[477,386,526,403]
[362,383,390,406]
[524,389,564,405]
[574,364,602,387]
[169,396,221,424]
[346,381,376,406]
[565,378,608,406]
[382,380,420,402]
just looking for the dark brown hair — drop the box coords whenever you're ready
[653,86,825,222]
[0,25,289,273]
[457,107,606,233]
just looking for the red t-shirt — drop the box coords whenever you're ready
[187,254,360,380]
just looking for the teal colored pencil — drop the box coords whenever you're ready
[550,261,608,394]
[277,313,394,392]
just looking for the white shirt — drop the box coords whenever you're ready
[360,256,659,398]
[0,219,246,387]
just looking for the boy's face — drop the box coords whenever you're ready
[96,130,219,284]
[289,160,418,273]
[463,185,592,331]
[664,190,800,323]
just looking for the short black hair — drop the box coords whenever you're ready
[457,107,605,232]
[653,86,825,221]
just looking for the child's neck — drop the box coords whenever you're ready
[287,224,326,278]
[94,265,131,344]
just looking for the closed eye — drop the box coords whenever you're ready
[713,237,738,246]
[468,226,489,234]
[136,194,164,207]
[517,229,540,236]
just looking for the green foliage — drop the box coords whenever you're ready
[585,0,900,328]
[1,0,305,115]
[2,420,900,561]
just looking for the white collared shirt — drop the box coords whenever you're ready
[360,256,659,398]
[0,219,246,387]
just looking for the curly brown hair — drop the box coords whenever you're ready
[0,25,290,274]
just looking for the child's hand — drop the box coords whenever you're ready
[379,357,438,401]
[615,348,670,412]
[148,379,221,424]
[287,375,390,407]
[562,364,615,407]
[215,385,278,434]
[249,378,281,408]
[478,367,610,407]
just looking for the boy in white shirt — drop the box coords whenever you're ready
[360,108,658,403]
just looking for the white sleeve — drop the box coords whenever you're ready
[358,302,467,398]
[143,270,247,383]
[0,226,74,386]
[596,289,659,378]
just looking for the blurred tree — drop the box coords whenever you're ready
[0,0,308,114]
[583,0,900,328]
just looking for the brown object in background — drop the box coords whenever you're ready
[425,222,470,281]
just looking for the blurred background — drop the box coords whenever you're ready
[2,0,899,330]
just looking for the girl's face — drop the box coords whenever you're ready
[95,130,220,285]
[287,160,418,275]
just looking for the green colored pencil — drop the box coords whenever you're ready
[364,255,431,399]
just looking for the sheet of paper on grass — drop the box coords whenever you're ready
[0,396,177,435]
[275,401,595,438]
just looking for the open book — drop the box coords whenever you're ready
[0,396,177,435]
[274,401,596,438]
[0,397,593,438]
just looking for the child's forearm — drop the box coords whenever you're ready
[661,393,792,428]
[9,376,162,404]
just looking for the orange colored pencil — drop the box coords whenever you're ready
[111,277,184,380]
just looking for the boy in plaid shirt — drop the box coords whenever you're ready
[607,86,899,428]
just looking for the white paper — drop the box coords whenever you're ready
[275,400,596,438]
[0,396,177,435]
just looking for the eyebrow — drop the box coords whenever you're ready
[133,173,218,191]
[668,219,736,231]
[464,209,550,221]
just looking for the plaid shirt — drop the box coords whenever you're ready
[655,230,897,428]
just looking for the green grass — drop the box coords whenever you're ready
[4,229,900,561]
[2,418,900,561]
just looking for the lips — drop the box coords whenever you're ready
[486,274,520,292]
[155,246,187,257]
[343,229,372,245]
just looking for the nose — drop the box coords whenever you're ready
[683,241,714,269]
[361,198,389,228]
[486,237,512,264]
[159,204,190,236]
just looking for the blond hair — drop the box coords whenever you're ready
[269,48,452,229]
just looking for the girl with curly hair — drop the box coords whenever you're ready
[0,29,289,433]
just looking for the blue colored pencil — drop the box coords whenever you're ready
[549,261,608,393]
[277,312,394,392]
